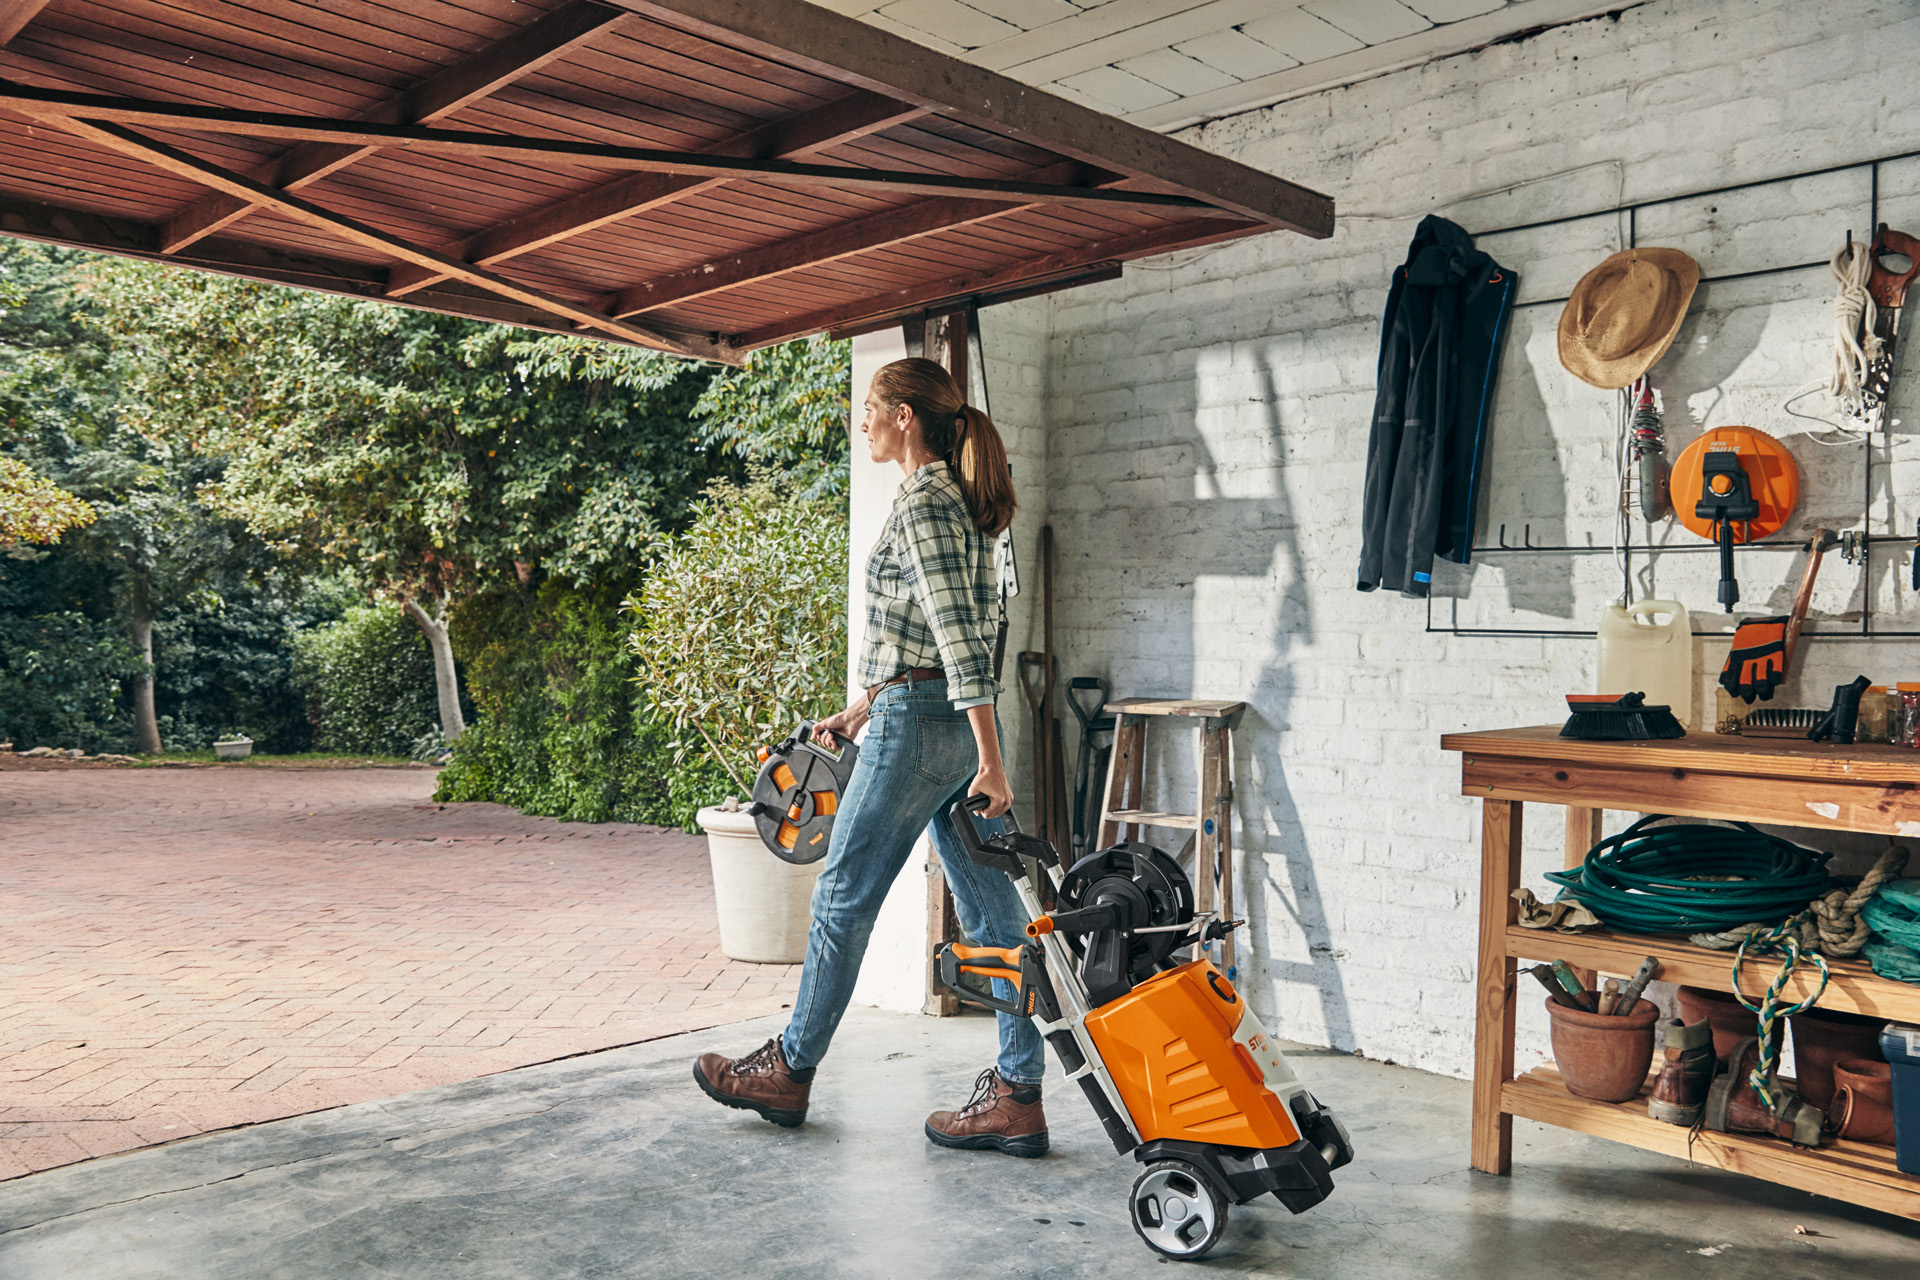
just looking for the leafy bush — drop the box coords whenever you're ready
[290,603,445,755]
[432,578,731,829]
[628,475,849,793]
[0,608,140,750]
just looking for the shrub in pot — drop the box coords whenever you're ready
[627,476,848,963]
[213,730,253,761]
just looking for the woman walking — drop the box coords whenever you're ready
[693,357,1048,1157]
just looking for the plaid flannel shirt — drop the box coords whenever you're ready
[856,461,999,709]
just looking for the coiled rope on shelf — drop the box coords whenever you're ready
[1691,841,1908,955]
[1544,815,1834,935]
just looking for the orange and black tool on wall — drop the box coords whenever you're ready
[748,722,858,863]
[938,794,1353,1261]
[1670,425,1800,612]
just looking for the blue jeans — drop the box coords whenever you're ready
[781,678,1045,1085]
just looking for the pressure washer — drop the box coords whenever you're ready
[938,796,1353,1261]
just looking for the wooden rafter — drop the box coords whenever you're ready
[0,193,628,341]
[613,0,1334,236]
[0,1,50,46]
[606,194,1016,317]
[161,0,628,253]
[0,84,1240,216]
[386,89,923,298]
[41,116,732,361]
[736,217,1254,350]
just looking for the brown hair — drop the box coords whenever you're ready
[870,357,1017,536]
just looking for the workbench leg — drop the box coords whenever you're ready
[1472,798,1522,1175]
[1563,806,1603,991]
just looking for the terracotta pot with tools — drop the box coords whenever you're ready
[1788,1005,1887,1111]
[1546,997,1661,1102]
[1832,1059,1896,1144]
[1677,985,1782,1064]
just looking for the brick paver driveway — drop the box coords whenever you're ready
[0,766,798,1179]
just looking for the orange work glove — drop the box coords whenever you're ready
[1719,616,1788,704]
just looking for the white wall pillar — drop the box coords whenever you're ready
[846,328,930,1014]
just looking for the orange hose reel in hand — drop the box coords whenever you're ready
[1670,426,1800,612]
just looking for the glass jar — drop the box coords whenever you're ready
[1898,684,1920,748]
[1858,686,1898,744]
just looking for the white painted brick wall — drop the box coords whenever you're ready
[1007,0,1920,1079]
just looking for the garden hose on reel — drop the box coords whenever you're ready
[747,722,858,864]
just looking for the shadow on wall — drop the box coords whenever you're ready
[1054,332,1355,1050]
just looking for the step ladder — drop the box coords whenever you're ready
[1097,698,1245,978]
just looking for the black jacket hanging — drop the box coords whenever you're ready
[1356,215,1517,597]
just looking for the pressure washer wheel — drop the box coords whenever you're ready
[1128,1160,1227,1261]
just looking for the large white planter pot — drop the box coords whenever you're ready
[697,805,824,964]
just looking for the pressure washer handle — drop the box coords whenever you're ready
[1717,519,1740,611]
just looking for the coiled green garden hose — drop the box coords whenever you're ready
[1544,815,1834,935]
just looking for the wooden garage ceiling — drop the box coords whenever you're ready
[0,0,1333,363]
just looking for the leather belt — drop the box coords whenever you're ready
[866,666,945,705]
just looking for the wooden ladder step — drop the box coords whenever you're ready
[1102,809,1200,829]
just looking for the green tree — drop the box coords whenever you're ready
[86,264,729,741]
[0,457,94,545]
[692,336,851,502]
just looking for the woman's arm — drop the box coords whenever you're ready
[812,696,869,750]
[966,703,1012,818]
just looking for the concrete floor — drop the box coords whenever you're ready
[0,1007,1914,1280]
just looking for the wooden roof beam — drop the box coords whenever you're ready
[42,115,733,361]
[0,193,633,343]
[0,85,1238,215]
[600,158,1188,318]
[386,89,922,298]
[734,217,1253,351]
[613,0,1333,237]
[160,0,628,254]
[0,1,51,46]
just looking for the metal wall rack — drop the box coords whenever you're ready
[1424,146,1920,640]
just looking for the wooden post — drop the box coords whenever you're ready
[1210,720,1235,978]
[925,846,959,1016]
[1564,805,1603,991]
[1472,798,1523,1174]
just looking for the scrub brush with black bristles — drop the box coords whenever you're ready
[1561,692,1687,741]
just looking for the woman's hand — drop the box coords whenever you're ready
[811,700,868,751]
[969,762,1013,819]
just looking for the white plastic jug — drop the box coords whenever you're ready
[1596,599,1693,728]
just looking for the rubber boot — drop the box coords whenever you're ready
[1704,1035,1825,1147]
[1647,1018,1715,1126]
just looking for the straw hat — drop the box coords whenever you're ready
[1557,248,1700,389]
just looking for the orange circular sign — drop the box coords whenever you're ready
[1670,425,1800,542]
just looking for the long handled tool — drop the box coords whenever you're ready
[1040,526,1071,854]
[1066,676,1113,857]
[1783,527,1839,672]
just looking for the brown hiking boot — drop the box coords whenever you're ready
[1648,1018,1715,1126]
[693,1037,812,1128]
[1704,1035,1824,1146]
[925,1068,1048,1158]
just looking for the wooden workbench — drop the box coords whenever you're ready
[1440,726,1920,1220]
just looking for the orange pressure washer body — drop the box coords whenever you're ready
[1085,960,1303,1149]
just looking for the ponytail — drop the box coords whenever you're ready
[871,357,1017,536]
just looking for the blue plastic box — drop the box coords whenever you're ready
[1884,1022,1920,1176]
